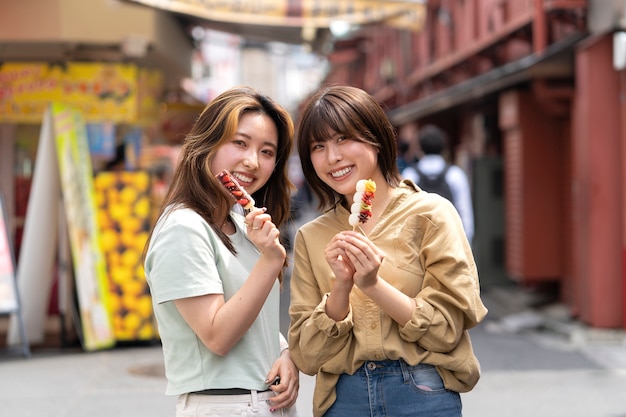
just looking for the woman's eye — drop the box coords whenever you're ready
[311,143,323,151]
[262,149,275,157]
[337,135,348,143]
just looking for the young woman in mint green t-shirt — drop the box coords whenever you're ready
[145,86,300,417]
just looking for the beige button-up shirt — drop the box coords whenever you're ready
[288,180,488,416]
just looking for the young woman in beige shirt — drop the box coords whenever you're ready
[288,85,488,417]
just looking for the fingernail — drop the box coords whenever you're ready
[270,408,276,412]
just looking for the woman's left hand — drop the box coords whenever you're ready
[265,350,300,411]
[337,231,386,290]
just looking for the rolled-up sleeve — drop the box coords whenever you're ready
[398,198,485,353]
[288,230,355,375]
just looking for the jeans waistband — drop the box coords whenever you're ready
[360,359,434,373]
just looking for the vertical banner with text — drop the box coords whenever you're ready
[52,103,114,350]
[0,196,18,314]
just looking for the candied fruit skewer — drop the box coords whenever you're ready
[348,179,376,231]
[216,169,255,213]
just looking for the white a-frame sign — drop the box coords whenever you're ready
[8,103,114,351]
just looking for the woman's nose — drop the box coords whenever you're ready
[327,144,342,163]
[243,152,258,168]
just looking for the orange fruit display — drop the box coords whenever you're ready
[94,171,158,342]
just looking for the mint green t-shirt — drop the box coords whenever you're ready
[144,206,281,395]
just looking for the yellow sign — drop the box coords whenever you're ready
[0,63,140,123]
[52,102,115,350]
[138,68,165,123]
[127,0,426,31]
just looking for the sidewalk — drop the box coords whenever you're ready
[0,343,316,417]
[465,285,626,417]
[0,344,175,417]
[1,285,625,417]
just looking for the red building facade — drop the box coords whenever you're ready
[322,0,625,329]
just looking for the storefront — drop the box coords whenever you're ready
[0,61,191,350]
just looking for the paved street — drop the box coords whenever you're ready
[2,283,626,417]
[2,206,625,417]
[463,321,626,416]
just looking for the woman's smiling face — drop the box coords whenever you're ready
[210,111,278,195]
[309,128,380,200]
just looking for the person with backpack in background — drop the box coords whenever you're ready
[402,124,474,244]
[395,122,420,174]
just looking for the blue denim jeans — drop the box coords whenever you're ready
[324,360,462,417]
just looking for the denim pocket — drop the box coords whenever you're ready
[408,364,446,393]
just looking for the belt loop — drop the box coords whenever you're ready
[399,359,411,384]
[182,393,190,410]
[250,389,259,412]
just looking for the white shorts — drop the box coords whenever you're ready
[176,390,299,417]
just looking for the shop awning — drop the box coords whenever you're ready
[125,0,426,45]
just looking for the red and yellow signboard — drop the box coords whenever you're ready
[0,63,162,124]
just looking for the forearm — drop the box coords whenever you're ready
[325,281,353,321]
[181,254,284,355]
[359,276,415,325]
[360,278,465,352]
[216,255,283,346]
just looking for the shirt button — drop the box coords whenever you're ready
[370,323,377,330]
[367,362,376,370]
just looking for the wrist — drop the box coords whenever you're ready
[256,256,284,279]
[331,281,353,298]
[358,276,381,296]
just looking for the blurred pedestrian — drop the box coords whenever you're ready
[403,125,475,243]
[396,122,420,174]
[288,85,487,417]
[144,86,300,417]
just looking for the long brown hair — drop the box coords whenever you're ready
[150,86,294,256]
[296,85,400,210]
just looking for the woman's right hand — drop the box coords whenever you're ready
[325,232,356,287]
[245,208,286,262]
[324,233,355,321]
